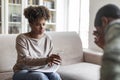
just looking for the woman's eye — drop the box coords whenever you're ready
[43,23,45,26]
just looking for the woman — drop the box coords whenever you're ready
[13,6,62,80]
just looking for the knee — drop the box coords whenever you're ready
[47,72,61,80]
[13,70,28,80]
[27,72,49,80]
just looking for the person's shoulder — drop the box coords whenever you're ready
[16,33,24,39]
[107,19,120,29]
[16,33,28,41]
[109,19,120,26]
[106,19,120,33]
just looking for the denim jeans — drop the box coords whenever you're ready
[13,70,61,80]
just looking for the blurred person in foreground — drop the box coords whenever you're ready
[93,4,120,80]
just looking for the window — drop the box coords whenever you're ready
[79,0,89,48]
[63,0,89,48]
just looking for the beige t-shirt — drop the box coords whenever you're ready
[13,33,53,72]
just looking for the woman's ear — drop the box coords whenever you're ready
[101,16,108,27]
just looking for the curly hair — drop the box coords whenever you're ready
[24,6,50,24]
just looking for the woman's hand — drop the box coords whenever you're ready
[46,54,61,66]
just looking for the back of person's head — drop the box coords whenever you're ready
[94,4,120,27]
[24,6,50,24]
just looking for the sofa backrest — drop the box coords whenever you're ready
[0,32,83,72]
[0,34,17,72]
[47,32,83,65]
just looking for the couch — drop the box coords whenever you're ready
[0,32,102,80]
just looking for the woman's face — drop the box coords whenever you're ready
[30,18,46,34]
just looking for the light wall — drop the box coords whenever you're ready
[89,0,120,52]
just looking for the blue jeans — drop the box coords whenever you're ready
[13,70,61,80]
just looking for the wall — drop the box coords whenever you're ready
[89,0,120,52]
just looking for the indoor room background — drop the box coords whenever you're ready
[0,0,120,53]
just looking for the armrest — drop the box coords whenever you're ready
[83,49,103,65]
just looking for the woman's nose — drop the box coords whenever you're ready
[40,25,44,29]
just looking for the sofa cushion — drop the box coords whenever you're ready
[58,62,100,80]
[0,72,13,80]
[0,63,100,80]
